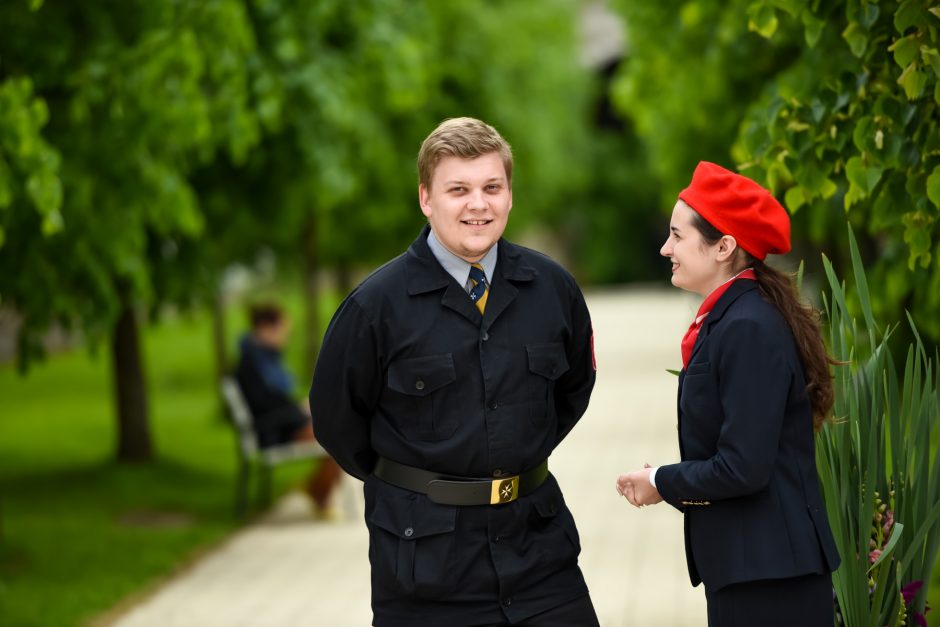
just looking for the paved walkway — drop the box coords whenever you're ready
[110,289,708,627]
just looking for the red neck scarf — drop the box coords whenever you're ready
[681,269,756,368]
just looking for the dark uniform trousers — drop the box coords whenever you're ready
[705,572,833,627]
[654,281,840,625]
[310,227,598,626]
[478,594,600,627]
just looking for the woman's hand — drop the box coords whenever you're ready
[616,465,664,508]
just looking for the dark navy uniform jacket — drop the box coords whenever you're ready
[655,280,840,592]
[309,226,596,626]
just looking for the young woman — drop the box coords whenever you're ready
[617,162,840,626]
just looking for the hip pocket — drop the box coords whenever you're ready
[366,488,458,598]
[525,480,580,570]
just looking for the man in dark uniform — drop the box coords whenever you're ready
[309,117,599,626]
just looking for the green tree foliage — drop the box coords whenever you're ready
[0,77,62,254]
[0,0,260,356]
[0,0,598,458]
[735,0,940,339]
[609,1,797,200]
[0,0,266,459]
[612,0,940,340]
[178,0,597,374]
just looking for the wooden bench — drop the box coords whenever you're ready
[220,376,358,518]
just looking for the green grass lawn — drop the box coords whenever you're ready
[0,291,334,626]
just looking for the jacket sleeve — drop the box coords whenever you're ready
[554,277,597,445]
[655,317,790,503]
[309,296,381,480]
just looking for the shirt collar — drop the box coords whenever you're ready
[426,228,498,289]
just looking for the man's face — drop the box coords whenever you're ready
[419,152,512,262]
[255,317,291,349]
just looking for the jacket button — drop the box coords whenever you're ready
[493,535,502,543]
[503,598,512,607]
[404,527,414,537]
[489,401,498,410]
[415,380,425,391]
[481,331,489,341]
[493,468,504,477]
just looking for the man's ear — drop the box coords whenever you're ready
[418,184,432,218]
[716,235,738,262]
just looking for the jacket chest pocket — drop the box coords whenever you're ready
[526,343,569,428]
[387,353,458,441]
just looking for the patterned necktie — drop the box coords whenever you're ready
[468,263,489,314]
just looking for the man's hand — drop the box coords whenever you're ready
[616,465,663,508]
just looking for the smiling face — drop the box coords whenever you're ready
[419,152,512,262]
[660,200,739,296]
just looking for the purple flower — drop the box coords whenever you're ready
[901,580,923,605]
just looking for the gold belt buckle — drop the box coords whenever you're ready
[490,475,520,505]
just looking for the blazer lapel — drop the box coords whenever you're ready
[685,280,758,366]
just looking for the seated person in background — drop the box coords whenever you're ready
[235,303,342,515]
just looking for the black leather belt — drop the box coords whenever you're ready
[373,457,549,506]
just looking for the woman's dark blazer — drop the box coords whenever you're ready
[655,280,840,592]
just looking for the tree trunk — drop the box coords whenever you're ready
[112,294,153,462]
[302,215,320,378]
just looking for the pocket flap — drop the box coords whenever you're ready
[530,484,561,518]
[387,353,456,396]
[368,495,457,540]
[526,343,569,381]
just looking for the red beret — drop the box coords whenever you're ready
[678,161,791,260]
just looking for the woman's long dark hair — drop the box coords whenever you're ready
[691,212,835,431]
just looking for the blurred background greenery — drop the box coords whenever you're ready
[2,0,939,624]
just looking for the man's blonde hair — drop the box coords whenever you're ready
[417,117,513,190]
